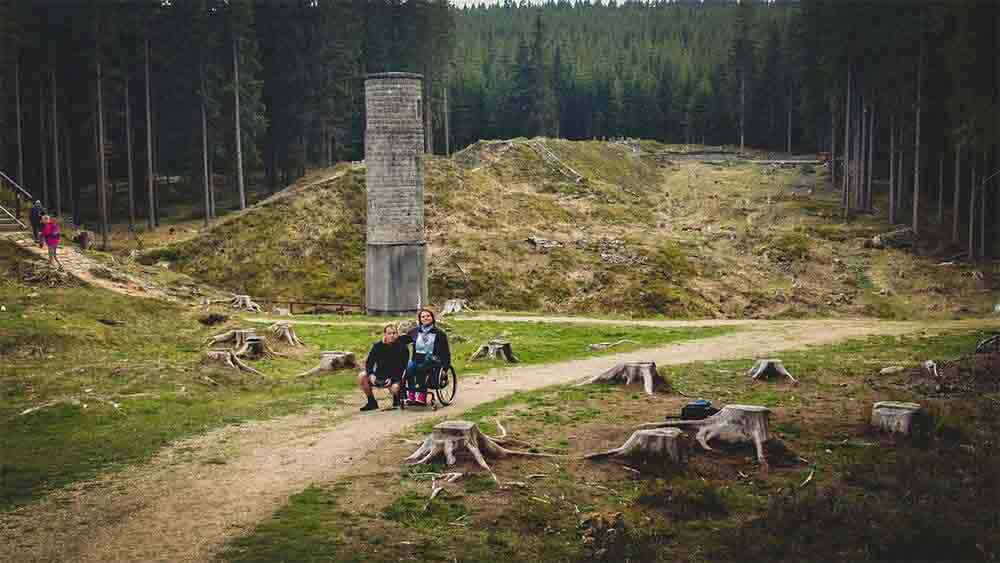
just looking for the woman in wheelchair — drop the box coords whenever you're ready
[358,323,409,411]
[398,308,452,407]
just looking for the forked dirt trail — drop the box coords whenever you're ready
[0,319,990,563]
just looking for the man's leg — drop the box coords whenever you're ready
[358,372,378,411]
[389,382,401,407]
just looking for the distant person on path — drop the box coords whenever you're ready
[29,200,46,247]
[40,215,63,269]
[358,323,409,411]
[398,308,452,407]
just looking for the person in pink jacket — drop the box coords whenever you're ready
[41,215,63,269]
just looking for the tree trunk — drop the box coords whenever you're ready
[830,106,837,188]
[889,114,896,224]
[39,95,48,208]
[201,63,210,228]
[937,153,944,224]
[444,84,451,157]
[842,63,851,217]
[15,55,24,189]
[66,125,77,224]
[968,154,977,260]
[979,148,987,260]
[953,144,961,243]
[739,72,746,154]
[145,36,156,229]
[786,85,793,153]
[233,39,246,211]
[125,78,135,230]
[867,105,875,211]
[50,71,61,216]
[912,31,924,235]
[96,22,109,250]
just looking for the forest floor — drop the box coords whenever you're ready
[2,315,987,562]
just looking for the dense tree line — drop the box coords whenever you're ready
[0,0,453,248]
[1,1,997,260]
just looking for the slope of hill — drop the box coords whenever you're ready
[141,139,998,319]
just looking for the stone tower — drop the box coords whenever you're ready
[364,72,427,315]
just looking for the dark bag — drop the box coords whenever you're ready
[681,399,719,420]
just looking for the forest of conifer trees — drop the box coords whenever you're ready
[0,1,998,259]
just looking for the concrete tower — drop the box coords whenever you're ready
[364,72,427,315]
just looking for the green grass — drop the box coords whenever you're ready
[217,328,1000,563]
[0,240,729,511]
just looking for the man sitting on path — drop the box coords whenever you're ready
[358,323,409,411]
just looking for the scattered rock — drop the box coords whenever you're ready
[525,236,563,252]
[879,366,905,375]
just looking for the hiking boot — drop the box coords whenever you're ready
[360,398,378,412]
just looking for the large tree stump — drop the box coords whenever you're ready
[576,362,666,396]
[239,335,281,360]
[297,351,357,377]
[405,420,553,482]
[203,350,263,375]
[468,340,520,363]
[584,428,688,465]
[230,294,263,313]
[640,404,771,469]
[205,329,257,350]
[441,299,469,315]
[870,401,923,436]
[269,322,305,347]
[747,359,799,384]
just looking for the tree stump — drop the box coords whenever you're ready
[469,340,520,363]
[269,322,305,347]
[297,351,357,377]
[584,428,688,465]
[405,420,553,482]
[203,350,263,375]
[747,359,799,384]
[576,362,666,396]
[441,299,469,315]
[230,294,263,313]
[870,401,923,436]
[241,335,280,360]
[205,329,257,350]
[641,404,771,469]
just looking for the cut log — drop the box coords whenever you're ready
[576,362,666,396]
[976,333,1000,354]
[469,340,520,363]
[583,428,688,465]
[230,294,263,313]
[747,359,799,384]
[587,339,636,351]
[203,350,263,375]
[269,321,305,347]
[405,420,554,482]
[525,236,564,252]
[441,299,469,315]
[870,401,923,435]
[640,404,771,469]
[204,329,256,350]
[864,227,913,249]
[297,351,357,377]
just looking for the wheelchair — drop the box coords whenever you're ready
[399,363,457,411]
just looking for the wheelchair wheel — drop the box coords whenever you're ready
[434,365,458,407]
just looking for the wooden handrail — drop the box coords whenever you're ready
[0,169,33,201]
[0,203,26,228]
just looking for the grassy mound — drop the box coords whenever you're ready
[142,139,997,319]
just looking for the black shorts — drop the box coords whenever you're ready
[370,375,400,388]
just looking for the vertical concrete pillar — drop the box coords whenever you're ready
[364,72,427,315]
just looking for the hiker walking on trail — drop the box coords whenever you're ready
[358,323,409,411]
[41,215,63,269]
[29,200,46,246]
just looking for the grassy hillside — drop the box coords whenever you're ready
[141,139,998,319]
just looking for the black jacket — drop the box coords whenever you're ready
[29,204,45,226]
[400,325,452,368]
[365,340,409,381]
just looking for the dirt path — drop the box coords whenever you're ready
[0,319,991,563]
[3,232,177,301]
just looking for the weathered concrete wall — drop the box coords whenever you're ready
[365,73,427,314]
